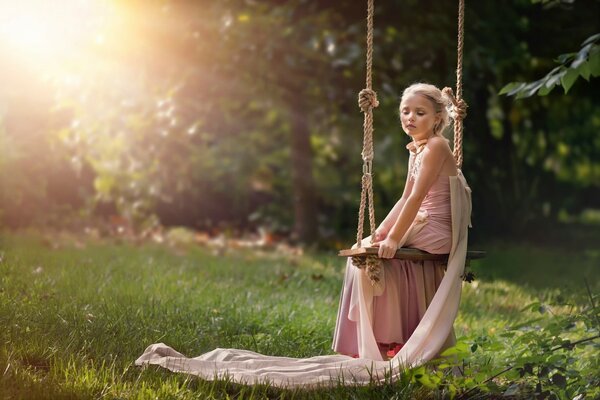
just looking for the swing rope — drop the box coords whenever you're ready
[452,0,466,169]
[355,0,378,248]
[354,0,467,250]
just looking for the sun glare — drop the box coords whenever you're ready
[0,0,115,66]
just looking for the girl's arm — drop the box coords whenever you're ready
[376,137,449,258]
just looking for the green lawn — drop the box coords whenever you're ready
[0,231,598,399]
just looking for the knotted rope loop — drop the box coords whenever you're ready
[351,255,383,285]
[442,87,468,121]
[361,173,372,191]
[358,88,380,112]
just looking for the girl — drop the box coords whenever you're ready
[332,83,468,360]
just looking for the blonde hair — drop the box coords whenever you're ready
[400,83,452,137]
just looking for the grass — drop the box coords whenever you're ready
[0,230,598,399]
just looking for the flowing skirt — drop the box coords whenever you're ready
[332,211,456,357]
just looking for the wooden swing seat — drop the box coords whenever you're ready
[339,247,486,262]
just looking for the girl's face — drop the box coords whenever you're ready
[399,93,440,139]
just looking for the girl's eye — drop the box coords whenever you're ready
[417,112,425,116]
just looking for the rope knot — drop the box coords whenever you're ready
[358,88,379,112]
[442,87,468,121]
[351,255,382,285]
[361,172,372,185]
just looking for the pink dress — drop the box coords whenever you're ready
[332,174,456,357]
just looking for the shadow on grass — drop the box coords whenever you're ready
[0,359,93,400]
[471,235,599,300]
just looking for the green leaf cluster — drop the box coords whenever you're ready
[500,33,600,98]
[400,295,600,399]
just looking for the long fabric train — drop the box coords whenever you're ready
[135,172,471,388]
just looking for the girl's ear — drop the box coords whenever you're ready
[433,115,443,133]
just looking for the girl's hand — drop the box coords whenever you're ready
[373,236,399,259]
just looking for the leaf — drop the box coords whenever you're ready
[440,341,470,357]
[499,82,525,96]
[410,365,426,379]
[537,80,555,96]
[556,52,575,64]
[546,353,566,364]
[537,86,553,96]
[589,48,600,77]
[517,80,545,99]
[561,68,579,93]
[577,62,591,81]
[447,383,457,399]
[416,373,438,389]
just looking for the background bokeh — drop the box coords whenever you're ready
[1,0,598,246]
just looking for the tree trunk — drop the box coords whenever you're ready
[289,94,318,243]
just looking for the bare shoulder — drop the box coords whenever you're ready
[425,136,452,157]
[427,136,451,149]
[427,136,457,175]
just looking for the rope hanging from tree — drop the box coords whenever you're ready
[452,0,466,168]
[355,0,378,250]
[352,0,382,283]
[351,0,468,283]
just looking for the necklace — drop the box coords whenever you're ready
[406,138,429,155]
[406,137,430,179]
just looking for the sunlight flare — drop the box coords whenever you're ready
[0,0,115,67]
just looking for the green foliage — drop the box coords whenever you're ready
[401,298,600,400]
[500,33,600,98]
